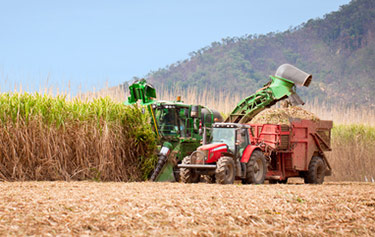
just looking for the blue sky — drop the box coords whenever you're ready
[0,0,350,94]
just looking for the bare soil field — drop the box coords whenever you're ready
[0,182,374,236]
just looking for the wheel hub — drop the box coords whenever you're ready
[254,159,263,181]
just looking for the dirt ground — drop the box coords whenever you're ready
[0,182,374,236]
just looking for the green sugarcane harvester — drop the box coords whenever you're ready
[126,79,223,181]
[126,64,312,182]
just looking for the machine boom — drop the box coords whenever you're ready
[225,64,312,123]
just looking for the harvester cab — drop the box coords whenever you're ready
[152,103,201,139]
[125,79,223,182]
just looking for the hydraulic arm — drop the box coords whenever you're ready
[225,64,312,124]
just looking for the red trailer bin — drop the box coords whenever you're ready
[248,119,332,183]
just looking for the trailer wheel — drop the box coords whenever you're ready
[304,156,326,184]
[180,156,200,183]
[243,150,267,184]
[215,156,235,184]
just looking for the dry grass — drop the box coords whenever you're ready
[0,182,374,236]
[0,93,156,182]
[327,125,375,182]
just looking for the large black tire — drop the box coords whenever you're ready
[215,156,235,184]
[173,167,180,182]
[201,175,216,183]
[243,150,267,184]
[304,156,326,184]
[180,156,200,183]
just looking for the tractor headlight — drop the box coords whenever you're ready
[203,150,208,160]
[191,150,208,164]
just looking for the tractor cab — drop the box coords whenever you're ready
[210,123,250,158]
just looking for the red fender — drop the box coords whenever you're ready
[240,145,262,163]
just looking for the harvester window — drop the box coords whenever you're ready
[179,118,186,137]
[159,108,178,135]
[177,108,189,137]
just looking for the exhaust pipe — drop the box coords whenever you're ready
[275,64,312,87]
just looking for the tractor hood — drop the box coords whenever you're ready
[198,143,228,164]
[198,143,227,151]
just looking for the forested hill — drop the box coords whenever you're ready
[142,0,375,107]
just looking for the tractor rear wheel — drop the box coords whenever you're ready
[180,156,200,183]
[243,150,267,184]
[304,156,326,184]
[215,156,235,184]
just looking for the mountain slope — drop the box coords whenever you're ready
[145,0,375,107]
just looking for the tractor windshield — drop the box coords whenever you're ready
[211,128,236,152]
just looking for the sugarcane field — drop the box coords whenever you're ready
[2,0,375,236]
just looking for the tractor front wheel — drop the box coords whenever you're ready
[180,156,200,183]
[304,156,326,184]
[243,150,267,184]
[215,156,235,184]
[202,175,216,183]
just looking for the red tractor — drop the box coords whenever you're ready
[178,119,332,184]
[178,123,267,184]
